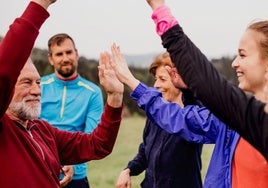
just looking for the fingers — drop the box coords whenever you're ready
[99,51,109,67]
[59,165,73,187]
[59,176,71,187]
[111,43,127,68]
[165,65,176,78]
[98,52,105,78]
[99,52,110,76]
[99,51,114,70]
[111,43,120,68]
[115,169,132,188]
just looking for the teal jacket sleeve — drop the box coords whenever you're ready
[84,86,104,133]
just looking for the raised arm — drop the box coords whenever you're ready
[109,44,140,90]
[145,0,268,160]
[98,51,124,108]
[57,51,124,163]
[0,0,55,117]
[131,83,219,143]
[108,44,216,143]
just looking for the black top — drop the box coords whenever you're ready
[127,118,203,188]
[161,24,268,160]
[127,93,203,188]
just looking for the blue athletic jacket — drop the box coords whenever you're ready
[131,83,240,188]
[40,73,104,180]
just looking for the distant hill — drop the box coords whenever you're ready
[125,53,158,68]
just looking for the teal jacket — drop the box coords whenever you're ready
[40,73,104,180]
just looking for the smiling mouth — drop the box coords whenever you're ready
[25,98,40,103]
[62,63,72,67]
[236,72,243,77]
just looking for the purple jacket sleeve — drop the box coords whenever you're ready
[131,83,225,143]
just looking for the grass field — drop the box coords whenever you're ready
[87,116,214,188]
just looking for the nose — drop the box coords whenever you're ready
[231,56,239,69]
[30,82,41,96]
[265,71,268,81]
[62,53,69,62]
[153,79,160,89]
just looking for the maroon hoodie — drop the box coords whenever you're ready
[0,2,122,187]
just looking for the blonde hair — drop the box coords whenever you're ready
[248,20,268,60]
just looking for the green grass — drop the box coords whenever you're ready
[87,116,214,188]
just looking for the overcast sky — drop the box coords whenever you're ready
[1,0,268,59]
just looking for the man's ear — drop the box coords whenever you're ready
[75,50,79,62]
[47,54,54,66]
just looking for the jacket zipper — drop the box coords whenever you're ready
[60,85,67,118]
[27,129,45,161]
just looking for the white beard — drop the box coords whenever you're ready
[9,96,40,120]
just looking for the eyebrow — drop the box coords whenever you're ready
[19,77,40,82]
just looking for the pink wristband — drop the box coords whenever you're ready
[151,5,178,36]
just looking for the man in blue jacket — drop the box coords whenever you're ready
[40,33,103,188]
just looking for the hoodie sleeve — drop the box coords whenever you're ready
[0,2,49,118]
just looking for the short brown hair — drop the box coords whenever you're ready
[47,33,76,55]
[149,52,172,76]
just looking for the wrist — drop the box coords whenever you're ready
[123,168,131,175]
[125,78,140,91]
[31,0,50,9]
[107,92,123,108]
[148,1,165,11]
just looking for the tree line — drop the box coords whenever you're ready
[31,47,237,117]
